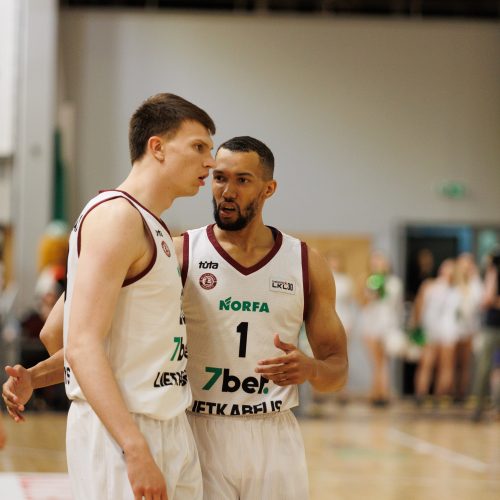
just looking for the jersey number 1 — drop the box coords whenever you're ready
[236,322,248,357]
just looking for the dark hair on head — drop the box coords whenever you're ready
[217,136,274,180]
[129,93,216,163]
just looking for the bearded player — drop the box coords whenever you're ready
[3,136,347,500]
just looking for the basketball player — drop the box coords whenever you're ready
[180,136,348,499]
[3,93,216,500]
[4,136,347,499]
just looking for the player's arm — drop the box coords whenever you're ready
[3,294,66,422]
[40,293,64,354]
[256,247,348,393]
[65,200,167,500]
[3,351,65,422]
[301,247,348,392]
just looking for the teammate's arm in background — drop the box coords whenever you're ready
[40,293,64,354]
[3,294,66,421]
[256,246,348,392]
[65,200,167,500]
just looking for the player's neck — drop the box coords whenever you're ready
[117,163,175,217]
[214,218,274,253]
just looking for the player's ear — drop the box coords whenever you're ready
[149,136,165,162]
[264,180,277,199]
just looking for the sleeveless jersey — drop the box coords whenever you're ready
[63,190,191,420]
[421,279,460,343]
[181,224,308,417]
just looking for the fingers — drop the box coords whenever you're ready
[7,407,25,422]
[5,365,24,378]
[256,356,288,367]
[254,365,294,385]
[273,333,296,353]
[2,392,25,422]
[2,376,26,422]
[2,392,24,412]
[3,397,25,422]
[270,374,293,386]
[133,487,167,500]
[2,382,20,405]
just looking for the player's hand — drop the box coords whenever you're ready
[255,334,316,386]
[125,443,168,500]
[2,365,34,422]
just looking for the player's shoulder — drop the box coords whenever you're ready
[88,195,142,224]
[275,228,304,251]
[183,225,210,238]
[80,195,145,246]
[303,245,328,270]
[172,225,209,265]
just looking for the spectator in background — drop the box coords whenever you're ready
[326,251,356,405]
[413,259,459,405]
[359,252,404,406]
[407,248,435,301]
[471,249,500,421]
[37,220,69,276]
[326,251,356,336]
[454,253,483,402]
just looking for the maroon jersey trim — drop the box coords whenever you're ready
[301,241,309,320]
[181,232,190,287]
[99,189,172,237]
[77,195,157,288]
[206,224,283,276]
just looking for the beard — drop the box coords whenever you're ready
[212,197,258,231]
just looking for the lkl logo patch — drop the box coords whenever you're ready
[269,278,296,295]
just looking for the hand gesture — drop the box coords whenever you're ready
[255,334,316,386]
[2,365,34,422]
[125,443,168,500]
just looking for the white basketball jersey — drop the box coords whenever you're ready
[63,190,191,420]
[182,225,308,417]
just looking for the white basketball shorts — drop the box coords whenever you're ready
[66,400,202,500]
[187,409,309,500]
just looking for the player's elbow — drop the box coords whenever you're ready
[334,362,349,392]
[40,324,57,354]
[330,362,349,392]
[39,319,64,355]
[314,356,349,393]
[64,336,85,370]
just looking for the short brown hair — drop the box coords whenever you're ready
[217,136,274,180]
[129,93,216,163]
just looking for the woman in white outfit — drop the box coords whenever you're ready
[414,259,460,402]
[327,252,356,335]
[360,252,404,405]
[326,252,356,405]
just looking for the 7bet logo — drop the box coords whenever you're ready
[202,367,269,394]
